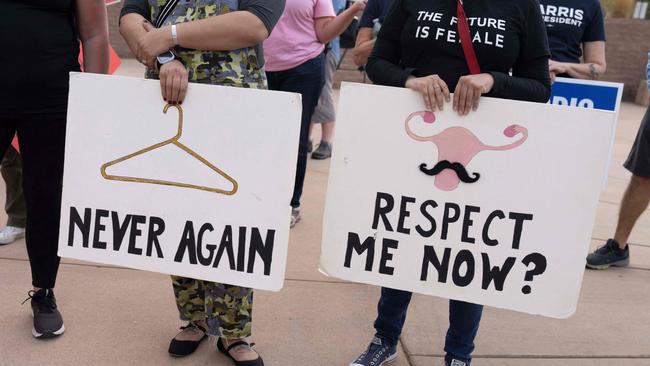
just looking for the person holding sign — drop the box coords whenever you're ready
[538,0,606,82]
[119,1,284,365]
[348,1,551,365]
[263,0,367,227]
[0,1,109,339]
[586,55,650,269]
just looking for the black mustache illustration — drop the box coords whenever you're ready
[419,160,481,183]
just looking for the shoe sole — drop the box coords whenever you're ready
[311,154,331,160]
[290,216,301,228]
[169,351,196,358]
[586,259,630,270]
[350,353,398,366]
[32,323,65,339]
[168,334,208,357]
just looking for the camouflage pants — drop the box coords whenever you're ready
[171,276,253,339]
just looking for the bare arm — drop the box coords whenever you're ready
[353,27,375,66]
[550,41,606,80]
[174,11,269,50]
[119,13,149,61]
[122,11,271,67]
[76,0,109,74]
[314,0,366,44]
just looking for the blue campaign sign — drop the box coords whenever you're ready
[549,78,623,112]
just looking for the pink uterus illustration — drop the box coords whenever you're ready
[405,111,528,191]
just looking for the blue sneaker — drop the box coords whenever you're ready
[350,336,397,366]
[586,239,630,270]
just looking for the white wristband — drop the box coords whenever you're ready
[171,24,178,46]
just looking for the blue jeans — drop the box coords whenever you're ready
[266,54,325,208]
[374,287,483,364]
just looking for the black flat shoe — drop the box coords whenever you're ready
[217,339,264,366]
[168,322,208,357]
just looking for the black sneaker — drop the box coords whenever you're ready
[349,336,397,366]
[24,289,65,338]
[307,140,313,153]
[311,141,332,160]
[586,239,630,270]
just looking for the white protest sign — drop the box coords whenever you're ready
[59,73,301,291]
[549,77,624,189]
[320,83,615,318]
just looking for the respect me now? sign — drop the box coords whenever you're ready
[320,83,616,319]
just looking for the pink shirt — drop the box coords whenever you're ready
[263,0,336,72]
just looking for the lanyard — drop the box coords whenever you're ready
[456,0,482,75]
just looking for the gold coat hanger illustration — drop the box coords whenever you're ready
[100,104,238,195]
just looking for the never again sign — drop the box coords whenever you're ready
[320,83,615,318]
[59,74,301,291]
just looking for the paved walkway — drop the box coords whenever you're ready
[0,61,648,365]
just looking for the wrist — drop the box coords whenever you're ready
[171,24,179,46]
[160,59,182,69]
[486,71,501,93]
[161,26,175,49]
[405,76,415,87]
[484,73,495,92]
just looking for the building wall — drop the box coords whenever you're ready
[107,9,650,101]
[602,19,650,101]
[108,5,133,59]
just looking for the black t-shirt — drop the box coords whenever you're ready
[359,0,395,28]
[366,0,551,103]
[0,0,81,118]
[539,0,606,63]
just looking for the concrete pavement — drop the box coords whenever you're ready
[0,61,648,365]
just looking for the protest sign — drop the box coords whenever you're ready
[320,83,615,318]
[59,73,301,291]
[550,77,623,113]
[550,77,624,188]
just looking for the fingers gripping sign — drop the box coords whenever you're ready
[159,60,189,104]
[453,73,494,115]
[405,75,451,112]
[407,73,493,115]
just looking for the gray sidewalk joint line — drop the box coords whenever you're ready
[410,354,650,359]
[591,237,650,249]
[399,336,416,366]
[599,198,650,212]
[0,256,371,285]
[1,255,650,275]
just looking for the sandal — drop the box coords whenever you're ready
[168,321,208,357]
[217,338,264,366]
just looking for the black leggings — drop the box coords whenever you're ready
[0,116,66,289]
[266,53,325,208]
